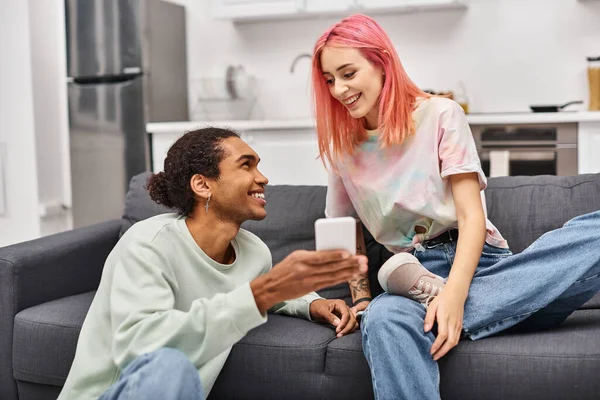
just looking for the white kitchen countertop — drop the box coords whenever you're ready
[147,112,600,134]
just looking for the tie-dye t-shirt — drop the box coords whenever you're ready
[325,97,508,253]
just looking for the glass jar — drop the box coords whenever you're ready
[454,81,469,114]
[587,56,600,111]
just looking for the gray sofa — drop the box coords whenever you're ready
[1,172,600,400]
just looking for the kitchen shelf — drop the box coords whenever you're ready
[216,0,468,23]
[358,0,468,15]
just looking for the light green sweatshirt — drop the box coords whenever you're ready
[58,214,321,400]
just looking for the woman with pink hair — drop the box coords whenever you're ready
[312,13,600,399]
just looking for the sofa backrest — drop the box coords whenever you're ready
[120,173,172,236]
[120,175,330,263]
[483,174,600,253]
[122,172,600,259]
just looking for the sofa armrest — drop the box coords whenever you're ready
[0,219,121,313]
[0,219,121,399]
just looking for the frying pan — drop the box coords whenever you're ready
[529,100,583,112]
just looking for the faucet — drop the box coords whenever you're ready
[290,53,312,74]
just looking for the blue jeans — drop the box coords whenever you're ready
[99,348,204,400]
[361,211,600,400]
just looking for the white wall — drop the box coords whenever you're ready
[186,0,600,120]
[28,0,73,236]
[0,0,41,246]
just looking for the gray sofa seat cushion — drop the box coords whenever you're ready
[210,309,600,400]
[209,313,340,399]
[13,292,600,400]
[321,332,374,400]
[581,293,600,309]
[12,291,95,387]
[439,309,600,400]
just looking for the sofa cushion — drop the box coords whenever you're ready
[484,174,600,253]
[322,331,373,399]
[209,313,338,400]
[120,172,171,236]
[439,309,600,400]
[581,293,600,309]
[210,309,600,400]
[13,292,600,400]
[12,291,95,386]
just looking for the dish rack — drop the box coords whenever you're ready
[191,65,260,121]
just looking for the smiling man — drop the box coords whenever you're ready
[57,127,367,400]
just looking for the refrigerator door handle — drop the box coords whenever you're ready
[69,72,143,85]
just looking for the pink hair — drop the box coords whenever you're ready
[311,14,430,167]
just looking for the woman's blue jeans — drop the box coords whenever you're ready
[361,210,600,400]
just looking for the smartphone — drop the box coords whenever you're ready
[314,217,357,255]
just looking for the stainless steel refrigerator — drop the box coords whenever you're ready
[65,0,188,228]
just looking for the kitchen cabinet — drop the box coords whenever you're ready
[357,0,467,13]
[212,0,467,22]
[211,0,304,21]
[304,0,354,14]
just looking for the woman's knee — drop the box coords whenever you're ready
[363,294,426,333]
[564,210,600,228]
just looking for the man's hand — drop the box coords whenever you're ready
[251,250,368,313]
[310,299,358,337]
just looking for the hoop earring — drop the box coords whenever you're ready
[205,193,211,214]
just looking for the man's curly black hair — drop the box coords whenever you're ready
[146,127,239,216]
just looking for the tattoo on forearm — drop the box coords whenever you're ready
[350,276,371,300]
[350,220,371,300]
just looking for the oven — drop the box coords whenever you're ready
[471,124,578,177]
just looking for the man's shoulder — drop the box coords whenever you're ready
[119,213,181,246]
[102,214,183,274]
